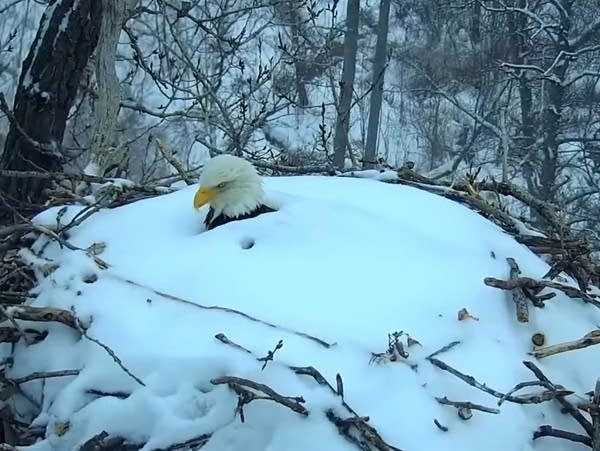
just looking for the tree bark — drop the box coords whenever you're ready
[0,0,102,218]
[332,0,360,170]
[85,0,129,177]
[363,0,390,169]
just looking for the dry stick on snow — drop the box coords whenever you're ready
[257,339,284,370]
[433,419,449,432]
[77,429,212,451]
[290,366,401,451]
[427,357,565,405]
[435,396,500,414]
[533,425,592,447]
[484,275,600,308]
[210,376,308,419]
[214,333,253,354]
[7,305,78,330]
[117,275,334,349]
[212,335,400,451]
[426,340,461,359]
[74,315,145,387]
[77,431,128,451]
[523,360,594,437]
[325,409,403,451]
[506,258,529,322]
[86,389,130,399]
[10,370,80,385]
[530,330,600,359]
[499,380,573,406]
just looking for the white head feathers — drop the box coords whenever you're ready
[194,154,265,218]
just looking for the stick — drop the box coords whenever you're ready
[154,137,195,185]
[11,370,80,384]
[499,380,573,406]
[533,425,592,447]
[6,305,78,329]
[116,274,334,349]
[210,376,308,417]
[530,330,600,359]
[427,357,549,404]
[484,276,600,308]
[325,409,403,451]
[506,258,529,322]
[523,361,593,437]
[74,316,145,387]
[426,340,461,359]
[435,396,500,414]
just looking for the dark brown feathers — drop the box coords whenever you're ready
[204,204,276,230]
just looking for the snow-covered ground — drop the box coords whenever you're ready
[7,175,600,450]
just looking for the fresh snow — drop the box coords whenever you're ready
[7,175,600,451]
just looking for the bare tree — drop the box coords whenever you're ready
[332,0,360,170]
[363,0,391,169]
[85,0,133,177]
[0,0,101,218]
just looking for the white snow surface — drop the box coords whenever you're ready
[9,175,600,451]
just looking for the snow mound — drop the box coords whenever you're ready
[9,176,600,451]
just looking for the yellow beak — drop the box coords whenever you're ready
[193,187,217,209]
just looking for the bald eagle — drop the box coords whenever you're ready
[193,154,276,230]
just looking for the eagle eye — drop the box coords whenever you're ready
[217,182,227,189]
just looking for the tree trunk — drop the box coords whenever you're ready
[332,0,360,170]
[508,0,535,193]
[363,0,390,169]
[85,0,129,177]
[0,0,101,218]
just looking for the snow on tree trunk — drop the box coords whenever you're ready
[363,0,390,169]
[0,0,101,218]
[332,0,360,171]
[85,0,129,177]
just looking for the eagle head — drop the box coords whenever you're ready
[193,154,265,219]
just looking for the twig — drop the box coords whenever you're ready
[78,431,128,451]
[74,315,145,387]
[257,339,283,370]
[86,389,130,399]
[499,380,573,406]
[6,305,78,329]
[116,274,334,348]
[484,276,600,308]
[433,419,448,432]
[530,330,600,359]
[210,376,308,417]
[214,333,252,354]
[435,396,500,414]
[11,370,80,385]
[426,340,461,359]
[506,258,529,322]
[533,425,592,447]
[523,361,594,437]
[325,409,403,451]
[154,137,195,185]
[427,357,547,404]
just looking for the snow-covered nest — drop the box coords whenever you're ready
[8,175,600,451]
